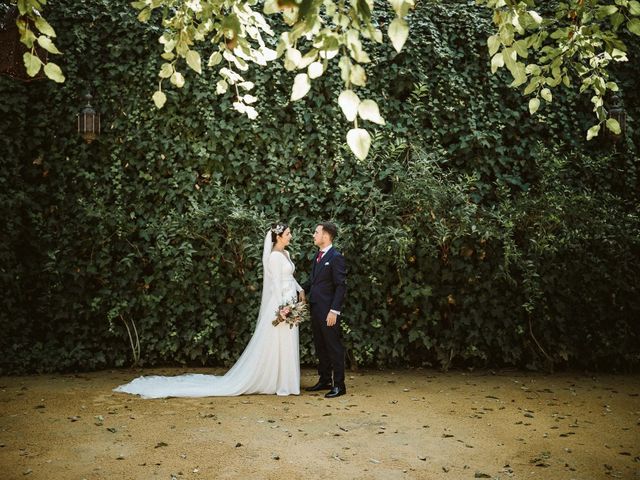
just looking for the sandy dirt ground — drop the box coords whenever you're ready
[0,368,638,480]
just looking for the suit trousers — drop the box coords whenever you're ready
[310,304,345,387]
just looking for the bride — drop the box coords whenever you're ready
[113,223,304,398]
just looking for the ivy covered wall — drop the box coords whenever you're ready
[1,0,638,373]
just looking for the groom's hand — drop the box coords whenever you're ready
[299,290,306,303]
[326,311,338,327]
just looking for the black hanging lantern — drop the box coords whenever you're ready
[607,95,627,143]
[77,92,100,144]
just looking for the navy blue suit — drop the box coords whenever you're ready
[302,247,347,388]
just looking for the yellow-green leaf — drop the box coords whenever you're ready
[19,29,36,48]
[357,99,385,125]
[284,48,302,71]
[34,16,56,37]
[216,79,228,94]
[290,73,311,101]
[628,18,640,36]
[263,0,279,14]
[43,62,65,83]
[170,71,185,88]
[350,64,367,86]
[529,97,540,115]
[186,50,202,74]
[514,40,528,59]
[308,62,323,79]
[487,35,500,56]
[152,90,166,109]
[586,124,600,140]
[388,17,409,53]
[338,90,360,122]
[490,52,504,73]
[540,88,552,103]
[208,51,222,66]
[630,1,640,15]
[159,63,173,78]
[23,52,42,77]
[528,10,543,24]
[606,118,621,135]
[346,128,371,160]
[138,8,151,23]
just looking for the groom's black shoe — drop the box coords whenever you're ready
[325,386,347,398]
[305,381,333,392]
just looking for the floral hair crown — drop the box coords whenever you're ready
[271,224,285,235]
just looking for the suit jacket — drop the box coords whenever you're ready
[302,247,347,313]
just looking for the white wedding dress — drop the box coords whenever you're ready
[113,232,302,398]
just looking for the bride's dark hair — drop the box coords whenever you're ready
[270,222,289,243]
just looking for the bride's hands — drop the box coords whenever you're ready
[299,290,307,303]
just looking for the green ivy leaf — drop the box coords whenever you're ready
[630,1,640,15]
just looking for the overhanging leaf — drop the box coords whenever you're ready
[529,97,540,115]
[152,90,167,109]
[628,18,640,36]
[170,71,185,88]
[606,118,621,135]
[23,52,42,77]
[186,50,202,74]
[358,99,385,125]
[586,124,600,140]
[487,35,500,56]
[34,17,56,37]
[338,90,360,122]
[308,62,323,79]
[43,62,65,82]
[346,128,371,160]
[290,73,311,101]
[388,18,409,53]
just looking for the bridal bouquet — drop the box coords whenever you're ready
[272,301,309,329]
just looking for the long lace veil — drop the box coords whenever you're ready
[255,230,274,330]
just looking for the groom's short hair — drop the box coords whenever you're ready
[320,222,337,240]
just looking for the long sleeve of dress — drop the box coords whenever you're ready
[268,252,285,304]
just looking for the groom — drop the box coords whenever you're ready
[302,222,347,399]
